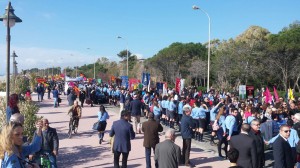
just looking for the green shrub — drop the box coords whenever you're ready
[0,99,41,141]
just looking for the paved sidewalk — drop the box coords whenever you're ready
[35,94,230,168]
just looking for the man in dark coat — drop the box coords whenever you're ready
[155,129,181,168]
[109,110,135,168]
[129,95,143,133]
[248,119,265,168]
[142,113,163,168]
[273,124,294,168]
[33,119,59,168]
[230,124,258,168]
[79,88,86,107]
[180,105,195,166]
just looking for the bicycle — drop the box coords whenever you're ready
[68,116,79,138]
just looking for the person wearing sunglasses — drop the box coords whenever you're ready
[265,120,298,167]
[272,124,295,168]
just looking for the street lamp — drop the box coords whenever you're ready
[117,36,129,77]
[87,48,96,79]
[192,5,211,92]
[0,2,22,105]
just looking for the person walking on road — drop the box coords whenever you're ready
[229,124,258,168]
[98,105,110,144]
[37,83,44,102]
[52,86,59,108]
[109,110,135,168]
[142,112,163,168]
[155,129,181,168]
[129,94,143,134]
[273,124,294,168]
[119,89,126,118]
[180,105,195,167]
[79,88,86,108]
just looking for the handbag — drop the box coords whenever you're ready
[92,121,101,131]
[212,120,220,131]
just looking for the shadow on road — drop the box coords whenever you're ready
[190,156,224,166]
[58,145,110,167]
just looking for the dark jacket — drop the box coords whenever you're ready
[180,114,195,139]
[129,99,143,116]
[35,127,59,153]
[248,129,265,168]
[109,119,135,153]
[79,90,86,101]
[273,135,294,168]
[230,133,258,168]
[142,119,163,148]
[155,139,181,168]
[293,122,300,137]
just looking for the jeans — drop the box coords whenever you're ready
[145,147,158,168]
[38,93,43,101]
[53,98,58,107]
[182,138,191,164]
[114,151,129,168]
[98,132,105,139]
[48,154,57,168]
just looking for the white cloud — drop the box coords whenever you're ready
[0,45,120,74]
[134,53,144,59]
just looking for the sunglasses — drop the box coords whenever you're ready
[283,130,291,133]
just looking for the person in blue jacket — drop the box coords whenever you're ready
[98,105,110,144]
[0,121,42,168]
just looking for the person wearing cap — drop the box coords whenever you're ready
[180,106,195,166]
[109,110,135,168]
[142,112,163,168]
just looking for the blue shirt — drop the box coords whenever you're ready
[3,135,42,168]
[6,106,13,123]
[219,115,226,133]
[153,106,161,116]
[246,116,255,124]
[98,111,110,121]
[198,107,208,119]
[210,106,219,121]
[178,102,183,115]
[225,115,237,136]
[191,107,200,119]
[168,101,176,111]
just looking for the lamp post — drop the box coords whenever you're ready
[117,36,129,77]
[86,48,96,79]
[192,5,211,92]
[0,2,22,105]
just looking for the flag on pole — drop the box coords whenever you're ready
[288,88,295,101]
[264,87,272,104]
[175,78,181,93]
[273,86,279,103]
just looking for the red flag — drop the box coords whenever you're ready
[175,78,181,93]
[273,86,279,103]
[264,87,272,104]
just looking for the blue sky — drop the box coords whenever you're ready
[0,0,299,74]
